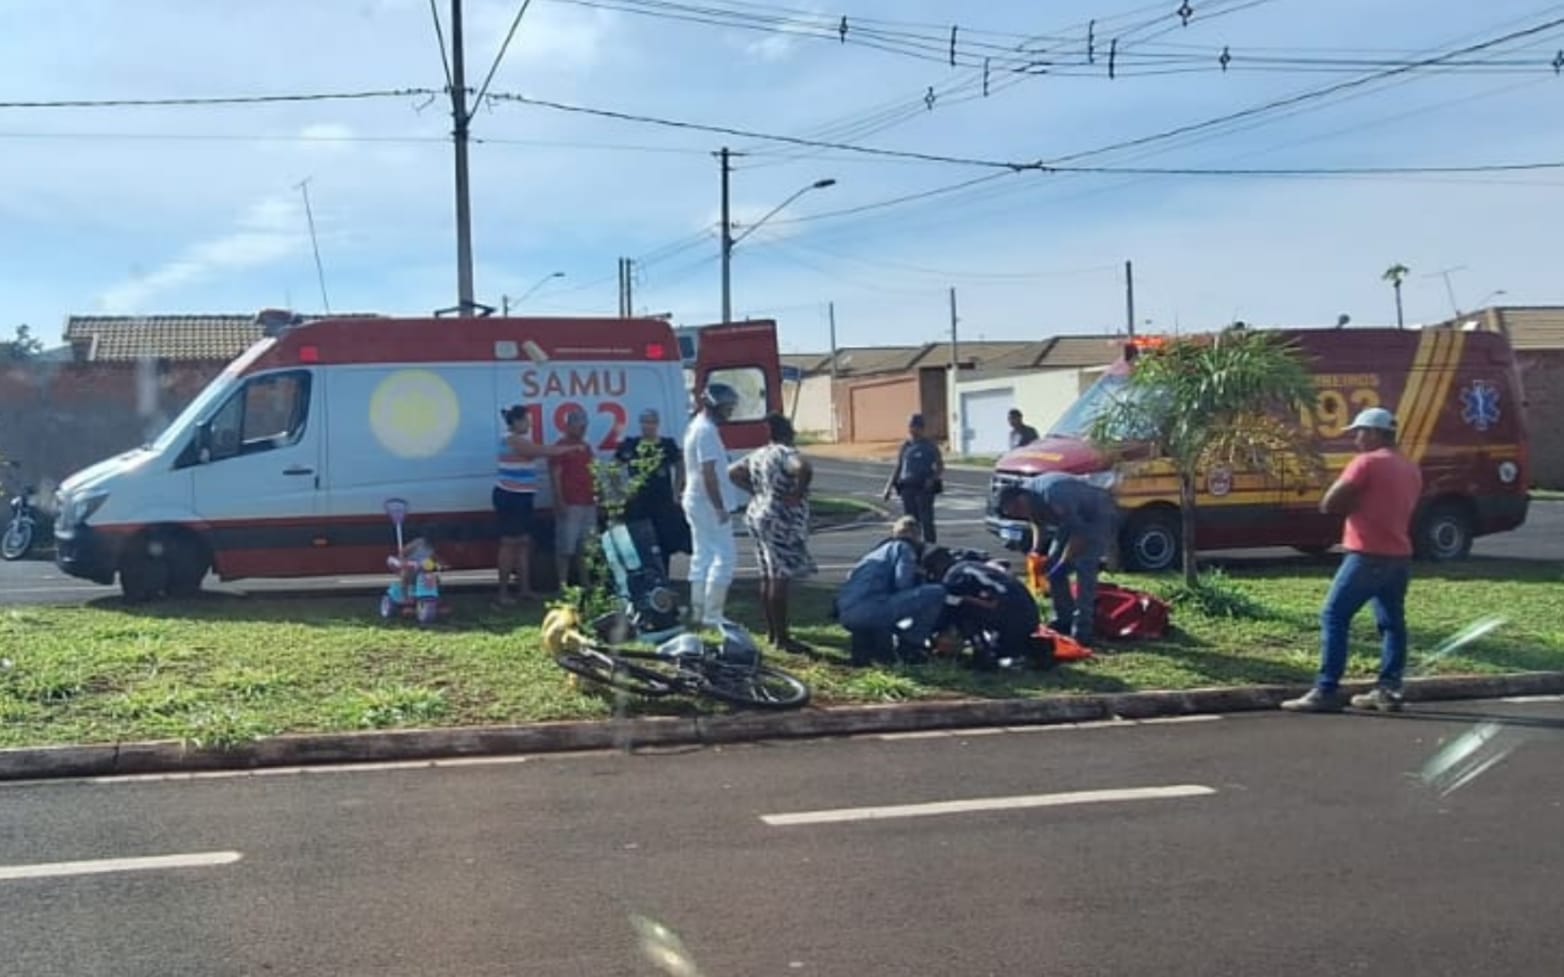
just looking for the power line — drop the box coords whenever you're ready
[0,89,438,110]
[475,0,537,107]
[483,88,1564,178]
[427,0,456,91]
[1046,14,1564,164]
[482,90,1025,167]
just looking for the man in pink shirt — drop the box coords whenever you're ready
[1284,407,1423,713]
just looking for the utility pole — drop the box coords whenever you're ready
[616,258,626,316]
[624,258,635,316]
[1124,260,1136,337]
[718,146,733,323]
[502,295,510,316]
[449,0,476,316]
[948,287,961,456]
[827,301,839,442]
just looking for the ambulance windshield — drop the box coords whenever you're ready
[149,372,238,454]
[1048,373,1134,439]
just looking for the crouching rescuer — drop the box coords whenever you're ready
[832,517,946,666]
[997,473,1117,646]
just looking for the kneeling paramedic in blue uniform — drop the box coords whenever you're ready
[923,546,1043,670]
[833,517,946,665]
[997,473,1117,645]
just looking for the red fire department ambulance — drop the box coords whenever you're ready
[986,326,1530,569]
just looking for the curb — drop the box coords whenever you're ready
[3,671,1562,782]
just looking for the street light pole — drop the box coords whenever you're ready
[718,161,836,323]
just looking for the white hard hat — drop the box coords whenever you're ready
[1347,407,1397,432]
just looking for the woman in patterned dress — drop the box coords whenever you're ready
[729,413,817,651]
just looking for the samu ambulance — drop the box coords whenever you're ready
[54,313,782,601]
[985,326,1530,570]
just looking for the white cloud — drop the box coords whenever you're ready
[297,122,358,151]
[745,33,798,64]
[98,195,309,313]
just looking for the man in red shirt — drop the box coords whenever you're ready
[1284,407,1423,713]
[550,409,598,590]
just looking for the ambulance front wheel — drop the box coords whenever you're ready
[1120,509,1181,573]
[118,534,171,604]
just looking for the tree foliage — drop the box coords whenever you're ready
[2,325,43,361]
[1088,330,1322,585]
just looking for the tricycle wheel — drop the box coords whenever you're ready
[379,595,397,620]
[416,599,439,625]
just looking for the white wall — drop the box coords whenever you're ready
[788,374,836,440]
[953,369,1089,451]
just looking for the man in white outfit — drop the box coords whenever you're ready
[682,383,740,626]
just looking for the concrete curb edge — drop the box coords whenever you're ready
[3,671,1562,782]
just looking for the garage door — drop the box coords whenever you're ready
[960,387,1014,456]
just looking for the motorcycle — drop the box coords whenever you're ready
[2,461,40,562]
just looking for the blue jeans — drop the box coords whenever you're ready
[1047,548,1104,643]
[1317,553,1411,692]
[839,584,948,648]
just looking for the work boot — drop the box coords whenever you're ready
[1350,686,1405,713]
[1280,687,1345,713]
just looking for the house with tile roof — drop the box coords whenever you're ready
[63,312,380,363]
[783,335,1126,449]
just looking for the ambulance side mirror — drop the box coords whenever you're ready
[195,423,214,465]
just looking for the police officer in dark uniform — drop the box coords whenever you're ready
[882,413,944,544]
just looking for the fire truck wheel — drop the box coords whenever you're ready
[1120,509,1181,573]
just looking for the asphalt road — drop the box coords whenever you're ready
[2,460,1558,606]
[1,697,1560,976]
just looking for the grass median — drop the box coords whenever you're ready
[1,557,1560,749]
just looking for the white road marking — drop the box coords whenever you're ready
[1135,715,1225,726]
[877,727,1007,741]
[760,784,1216,826]
[877,715,1224,740]
[1499,694,1564,704]
[0,851,241,881]
[0,751,631,788]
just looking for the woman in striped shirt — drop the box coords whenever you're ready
[496,405,584,606]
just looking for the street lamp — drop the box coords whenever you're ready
[502,271,565,315]
[1474,289,1507,309]
[718,151,835,322]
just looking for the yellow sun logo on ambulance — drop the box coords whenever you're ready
[369,369,460,459]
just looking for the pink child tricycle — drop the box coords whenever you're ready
[378,498,447,626]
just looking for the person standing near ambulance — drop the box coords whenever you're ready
[683,384,741,627]
[494,405,583,606]
[550,409,598,592]
[1283,407,1423,713]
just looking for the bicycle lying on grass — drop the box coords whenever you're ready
[542,606,811,710]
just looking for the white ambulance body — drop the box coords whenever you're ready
[53,315,782,600]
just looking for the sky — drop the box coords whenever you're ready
[4,0,1564,352]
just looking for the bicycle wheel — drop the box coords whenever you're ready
[554,650,679,698]
[700,663,811,710]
